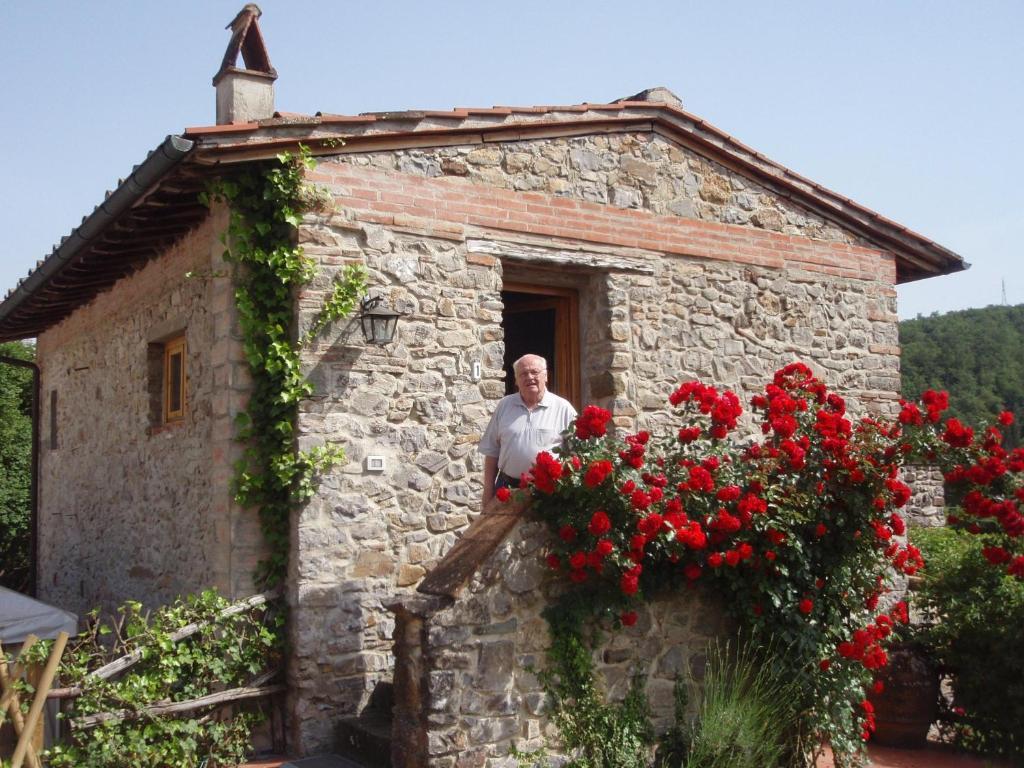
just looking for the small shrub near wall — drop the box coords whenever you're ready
[913,525,1024,761]
[655,637,800,768]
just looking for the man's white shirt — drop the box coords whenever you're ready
[479,391,577,479]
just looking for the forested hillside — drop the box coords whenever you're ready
[900,304,1024,447]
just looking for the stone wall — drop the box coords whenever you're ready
[335,134,865,248]
[902,465,946,528]
[35,209,259,617]
[390,518,730,768]
[288,129,901,752]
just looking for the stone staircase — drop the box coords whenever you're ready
[334,681,394,768]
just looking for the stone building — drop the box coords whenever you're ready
[0,7,963,764]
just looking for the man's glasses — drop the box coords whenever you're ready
[516,368,546,378]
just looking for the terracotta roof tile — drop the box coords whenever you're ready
[493,106,551,113]
[183,122,259,136]
[420,110,470,119]
[459,107,514,116]
[315,113,379,124]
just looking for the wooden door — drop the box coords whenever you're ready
[501,283,580,408]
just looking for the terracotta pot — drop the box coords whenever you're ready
[869,642,939,748]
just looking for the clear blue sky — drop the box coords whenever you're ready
[2,1,1021,319]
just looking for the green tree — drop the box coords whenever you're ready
[900,304,1024,447]
[0,340,34,592]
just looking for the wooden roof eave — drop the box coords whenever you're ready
[0,135,209,341]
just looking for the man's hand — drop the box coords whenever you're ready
[483,455,499,506]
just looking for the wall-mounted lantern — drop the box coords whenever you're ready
[358,295,402,345]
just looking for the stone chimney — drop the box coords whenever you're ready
[616,86,683,108]
[213,4,277,124]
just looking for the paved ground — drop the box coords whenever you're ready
[817,742,1013,768]
[244,743,1013,768]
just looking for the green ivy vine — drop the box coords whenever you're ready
[528,596,654,768]
[203,145,366,586]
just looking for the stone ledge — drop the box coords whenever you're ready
[384,593,453,619]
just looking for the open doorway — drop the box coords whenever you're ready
[501,283,580,408]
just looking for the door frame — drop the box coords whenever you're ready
[502,281,581,408]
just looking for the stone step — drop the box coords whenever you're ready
[335,710,393,768]
[368,680,394,714]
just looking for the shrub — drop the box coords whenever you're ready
[0,340,33,592]
[913,525,1024,760]
[656,637,801,768]
[12,589,282,768]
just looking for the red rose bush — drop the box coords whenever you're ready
[518,363,1023,761]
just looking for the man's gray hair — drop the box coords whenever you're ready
[513,354,548,373]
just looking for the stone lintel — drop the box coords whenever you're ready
[466,238,655,274]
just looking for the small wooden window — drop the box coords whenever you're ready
[163,336,187,422]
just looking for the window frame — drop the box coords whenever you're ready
[163,335,187,423]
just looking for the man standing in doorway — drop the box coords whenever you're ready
[479,353,577,505]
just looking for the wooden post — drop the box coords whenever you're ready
[0,636,43,768]
[10,631,66,768]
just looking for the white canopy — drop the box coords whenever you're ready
[0,587,77,644]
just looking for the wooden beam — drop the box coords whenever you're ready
[72,680,285,729]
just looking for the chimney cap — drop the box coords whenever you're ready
[615,87,682,108]
[213,3,277,86]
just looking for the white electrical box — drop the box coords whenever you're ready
[472,360,482,381]
[365,455,386,472]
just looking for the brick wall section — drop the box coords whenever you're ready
[34,208,260,617]
[307,162,896,285]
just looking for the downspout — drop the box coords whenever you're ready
[0,355,39,596]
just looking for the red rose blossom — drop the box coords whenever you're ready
[575,405,612,439]
[584,459,614,487]
[588,510,612,537]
